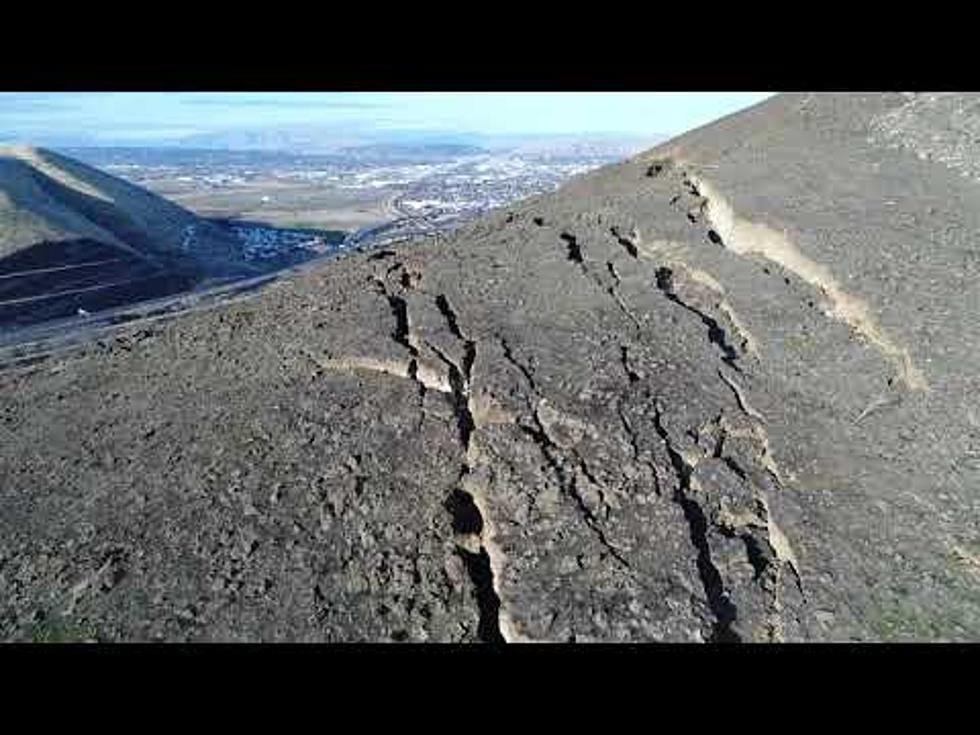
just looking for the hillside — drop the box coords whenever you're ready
[0,146,256,328]
[1,94,978,642]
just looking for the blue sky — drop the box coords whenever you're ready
[0,92,774,147]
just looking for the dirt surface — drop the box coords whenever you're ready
[164,182,394,232]
[2,93,979,642]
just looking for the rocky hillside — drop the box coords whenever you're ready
[2,93,978,642]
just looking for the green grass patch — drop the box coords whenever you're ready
[30,617,99,643]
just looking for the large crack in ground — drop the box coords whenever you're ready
[519,417,632,569]
[609,225,640,258]
[359,240,798,642]
[423,291,508,644]
[651,389,805,641]
[545,218,804,639]
[557,231,643,331]
[502,338,631,570]
[654,265,743,371]
[663,162,926,391]
[444,487,505,643]
[610,218,760,363]
[533,192,810,640]
[424,337,474,449]
[651,403,741,642]
[369,276,432,408]
[310,273,509,642]
[606,209,760,373]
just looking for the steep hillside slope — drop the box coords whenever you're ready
[2,94,978,642]
[0,146,256,328]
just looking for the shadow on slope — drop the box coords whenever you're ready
[0,148,253,277]
[0,238,197,329]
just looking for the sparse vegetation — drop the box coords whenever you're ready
[30,616,99,643]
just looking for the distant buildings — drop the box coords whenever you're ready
[230,225,342,261]
[88,146,629,255]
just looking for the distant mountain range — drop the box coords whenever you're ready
[177,129,667,158]
[4,125,666,160]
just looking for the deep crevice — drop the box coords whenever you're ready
[501,337,536,392]
[609,227,639,258]
[385,295,414,354]
[652,404,740,643]
[430,294,504,643]
[448,364,474,450]
[435,292,476,384]
[461,341,476,385]
[654,266,741,371]
[425,339,474,450]
[679,494,740,643]
[444,488,503,644]
[445,488,483,537]
[742,533,773,583]
[560,232,584,264]
[458,547,505,643]
[428,294,479,448]
[435,294,466,342]
[607,261,621,287]
[620,345,640,383]
[372,278,418,357]
[722,455,748,481]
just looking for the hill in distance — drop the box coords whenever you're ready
[2,94,979,642]
[0,145,258,328]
